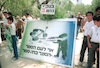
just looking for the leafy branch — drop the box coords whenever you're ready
[0,0,9,11]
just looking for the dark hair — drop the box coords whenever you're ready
[95,6,100,12]
[86,11,94,16]
[7,17,13,22]
[71,15,74,18]
[3,12,7,14]
[26,13,29,15]
[93,14,100,21]
[8,12,12,16]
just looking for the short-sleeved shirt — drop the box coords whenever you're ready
[3,18,8,25]
[27,16,33,20]
[77,17,82,26]
[10,23,16,35]
[88,25,100,43]
[84,20,94,36]
[17,19,23,29]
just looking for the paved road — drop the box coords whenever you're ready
[0,32,97,68]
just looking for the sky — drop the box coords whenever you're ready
[82,0,92,5]
[71,0,93,5]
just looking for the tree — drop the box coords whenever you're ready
[1,0,35,16]
[91,0,100,13]
[71,4,91,16]
[0,0,9,12]
[41,0,74,19]
[1,0,74,19]
[1,0,51,17]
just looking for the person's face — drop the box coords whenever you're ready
[3,13,8,17]
[97,21,100,27]
[95,10,100,14]
[86,13,93,22]
[78,13,81,17]
[8,14,11,17]
[16,18,19,20]
[8,19,12,24]
[94,20,98,25]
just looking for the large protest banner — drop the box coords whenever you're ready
[19,19,77,67]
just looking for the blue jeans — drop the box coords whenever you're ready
[12,35,18,59]
[76,26,80,37]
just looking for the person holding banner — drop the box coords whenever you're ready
[7,17,18,61]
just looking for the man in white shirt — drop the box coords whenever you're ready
[2,12,8,40]
[77,11,95,66]
[3,12,8,25]
[87,14,100,68]
[8,12,16,24]
[7,17,18,61]
[95,6,100,68]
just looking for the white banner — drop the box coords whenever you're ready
[19,19,77,68]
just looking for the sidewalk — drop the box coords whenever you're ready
[0,32,97,68]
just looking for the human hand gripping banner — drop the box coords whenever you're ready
[19,19,77,68]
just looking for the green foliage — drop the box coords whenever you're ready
[91,0,100,13]
[71,4,92,16]
[55,5,66,18]
[1,0,34,16]
[32,6,41,18]
[41,0,73,20]
[1,0,99,19]
[64,0,73,11]
[41,4,67,20]
[1,0,74,19]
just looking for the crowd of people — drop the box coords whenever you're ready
[0,6,100,68]
[0,12,39,62]
[75,6,100,68]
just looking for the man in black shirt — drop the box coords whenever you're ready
[76,12,83,38]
